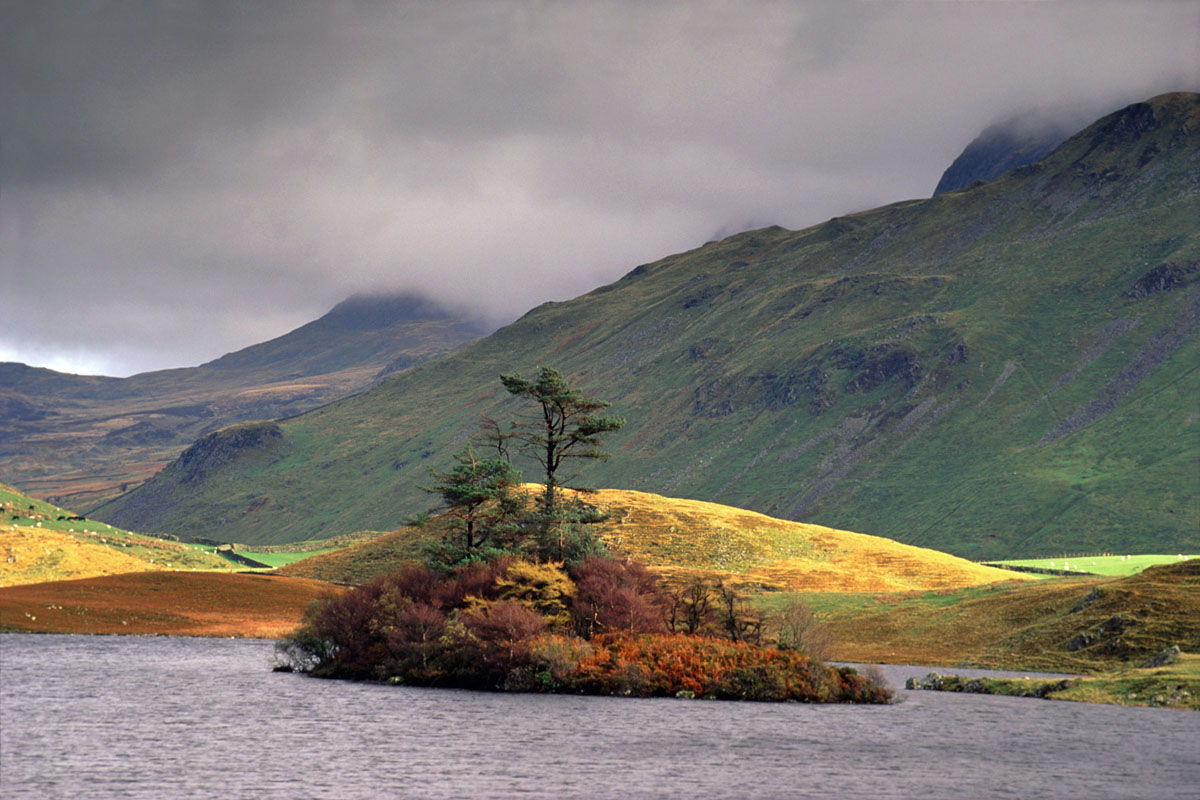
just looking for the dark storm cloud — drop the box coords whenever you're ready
[2,0,1197,376]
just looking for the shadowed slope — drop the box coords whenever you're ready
[1,293,488,509]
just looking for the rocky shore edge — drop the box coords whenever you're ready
[904,647,1196,709]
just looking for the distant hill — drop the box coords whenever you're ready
[933,110,1078,195]
[0,293,489,508]
[96,93,1200,560]
[280,486,1028,591]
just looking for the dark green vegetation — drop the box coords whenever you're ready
[422,368,625,568]
[97,94,1200,559]
[277,556,891,703]
[1,293,489,509]
[499,366,626,510]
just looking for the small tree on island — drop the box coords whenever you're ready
[500,366,625,563]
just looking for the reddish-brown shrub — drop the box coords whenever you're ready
[439,556,516,606]
[461,598,549,679]
[279,557,891,704]
[570,556,665,638]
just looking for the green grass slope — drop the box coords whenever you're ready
[96,94,1200,559]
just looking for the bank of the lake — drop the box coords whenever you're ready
[2,634,1198,800]
[901,651,1200,710]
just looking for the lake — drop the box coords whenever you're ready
[1,634,1196,799]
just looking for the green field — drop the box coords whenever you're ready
[993,554,1196,577]
[238,549,334,567]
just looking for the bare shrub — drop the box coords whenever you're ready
[774,597,835,661]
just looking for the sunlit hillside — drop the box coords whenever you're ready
[0,527,165,587]
[283,485,1028,592]
[1,481,231,586]
[579,488,1028,592]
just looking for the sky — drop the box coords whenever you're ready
[2,1,1197,377]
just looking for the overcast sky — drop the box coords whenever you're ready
[2,0,1197,377]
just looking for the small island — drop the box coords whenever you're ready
[276,555,891,703]
[277,368,891,704]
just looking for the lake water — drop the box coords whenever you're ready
[1,634,1197,799]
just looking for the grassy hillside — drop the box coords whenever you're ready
[808,560,1199,673]
[1,293,487,509]
[281,486,1027,591]
[1,481,231,586]
[97,93,1200,559]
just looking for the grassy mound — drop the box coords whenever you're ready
[1,527,162,587]
[282,486,1028,592]
[581,488,1027,591]
[1,482,231,585]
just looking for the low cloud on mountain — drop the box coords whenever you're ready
[2,0,1196,375]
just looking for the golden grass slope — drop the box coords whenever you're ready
[1,526,162,587]
[583,488,1026,592]
[1,481,232,585]
[284,485,1027,592]
[820,561,1199,673]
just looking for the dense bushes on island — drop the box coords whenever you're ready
[277,555,892,703]
[278,369,889,703]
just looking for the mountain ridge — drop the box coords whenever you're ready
[1,292,490,508]
[95,93,1200,559]
[933,110,1077,195]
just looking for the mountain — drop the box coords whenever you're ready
[933,111,1078,195]
[95,93,1200,560]
[0,293,490,509]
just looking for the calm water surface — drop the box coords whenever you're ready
[2,634,1197,799]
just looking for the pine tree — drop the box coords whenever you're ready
[426,446,524,555]
[499,366,625,513]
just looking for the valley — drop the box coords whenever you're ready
[84,93,1200,562]
[0,294,489,509]
[1,94,1196,710]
